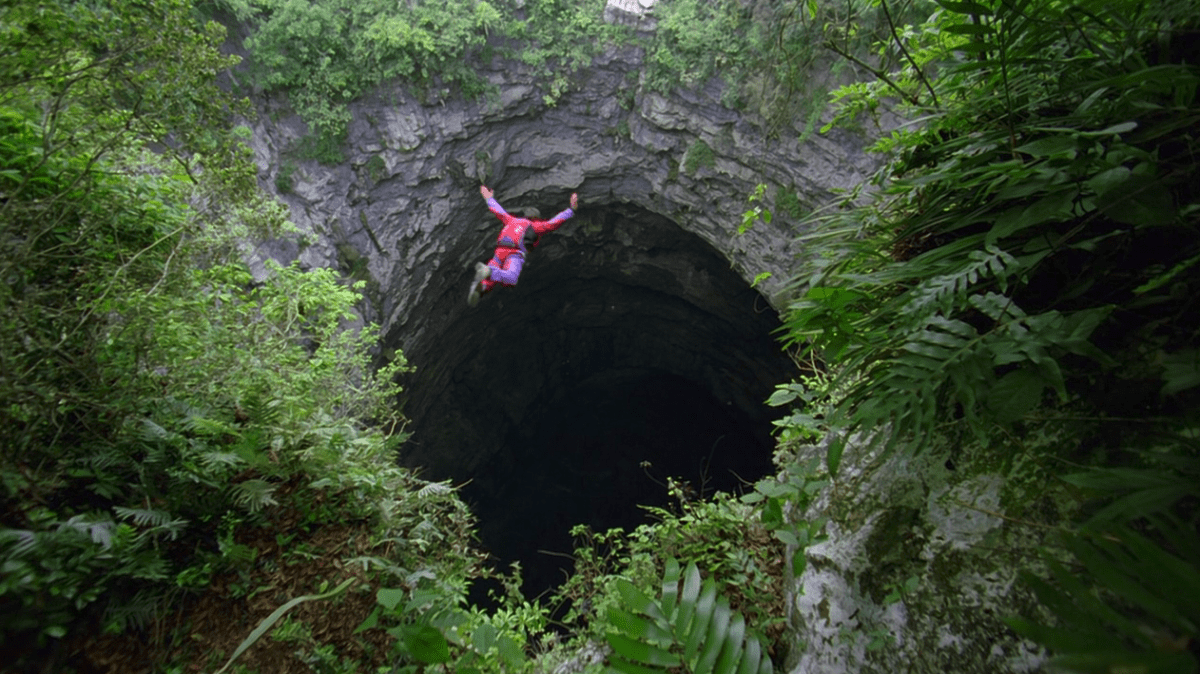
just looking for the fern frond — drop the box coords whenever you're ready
[59,514,116,549]
[902,244,1022,320]
[103,588,164,632]
[200,451,244,470]
[113,507,175,528]
[969,291,1026,322]
[239,392,282,427]
[416,482,454,500]
[139,418,175,443]
[186,415,238,437]
[233,479,278,513]
[0,528,37,556]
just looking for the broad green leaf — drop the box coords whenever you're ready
[606,633,681,667]
[715,614,747,674]
[607,656,671,674]
[935,0,993,14]
[757,480,795,499]
[1003,614,1110,654]
[987,368,1044,422]
[353,606,380,634]
[1161,349,1200,395]
[661,558,681,618]
[762,497,784,528]
[684,580,718,661]
[1079,121,1138,137]
[1114,526,1200,623]
[404,624,451,664]
[1051,650,1195,674]
[676,562,702,628]
[608,606,673,645]
[767,388,799,406]
[1062,468,1180,491]
[737,637,763,674]
[376,587,407,611]
[1086,166,1131,198]
[471,622,497,653]
[694,597,733,674]
[792,551,807,576]
[1040,561,1132,638]
[1016,135,1077,156]
[1069,537,1183,637]
[1098,174,1175,226]
[826,437,845,478]
[616,578,656,615]
[773,529,800,546]
[990,189,1076,242]
[497,635,526,668]
[757,647,774,674]
[943,22,992,35]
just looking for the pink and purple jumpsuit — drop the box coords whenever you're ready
[480,196,574,293]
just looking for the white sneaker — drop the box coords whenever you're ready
[467,263,491,306]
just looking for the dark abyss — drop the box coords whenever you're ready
[393,201,799,601]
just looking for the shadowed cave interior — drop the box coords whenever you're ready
[394,201,800,604]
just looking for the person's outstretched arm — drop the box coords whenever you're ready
[480,185,511,220]
[532,192,579,237]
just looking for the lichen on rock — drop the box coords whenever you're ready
[782,435,1050,674]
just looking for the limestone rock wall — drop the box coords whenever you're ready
[778,436,1049,674]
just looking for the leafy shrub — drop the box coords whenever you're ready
[773,0,1200,672]
[0,3,446,669]
[783,0,1200,457]
[553,468,807,662]
[683,139,716,174]
[507,0,626,106]
[645,0,762,93]
[604,558,775,674]
[224,0,501,144]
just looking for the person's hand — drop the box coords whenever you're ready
[480,185,493,199]
[570,192,578,210]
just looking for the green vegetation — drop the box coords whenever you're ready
[220,0,502,142]
[765,0,1200,670]
[219,0,937,160]
[221,0,625,156]
[603,559,774,674]
[683,138,716,175]
[0,2,797,672]
[6,0,1200,672]
[0,1,489,671]
[505,0,627,106]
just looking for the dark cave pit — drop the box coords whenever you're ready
[393,200,799,602]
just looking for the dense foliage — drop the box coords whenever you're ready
[218,0,939,155]
[0,2,497,671]
[7,0,1199,672]
[765,0,1200,670]
[218,0,624,153]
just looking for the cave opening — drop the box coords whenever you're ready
[394,200,799,604]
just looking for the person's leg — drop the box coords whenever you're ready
[488,252,524,286]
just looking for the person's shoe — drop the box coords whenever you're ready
[467,263,491,307]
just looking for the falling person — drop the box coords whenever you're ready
[467,185,578,306]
